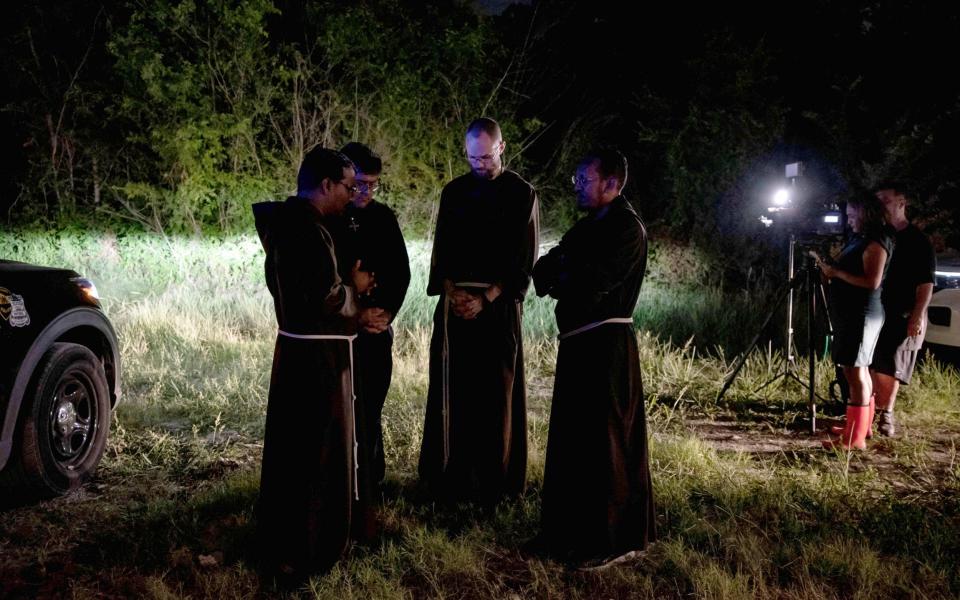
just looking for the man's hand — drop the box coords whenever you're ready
[907,312,924,337]
[359,307,391,334]
[456,294,484,320]
[450,288,483,319]
[351,259,376,295]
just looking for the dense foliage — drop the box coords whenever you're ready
[2,1,958,254]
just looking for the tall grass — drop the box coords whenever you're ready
[2,229,959,598]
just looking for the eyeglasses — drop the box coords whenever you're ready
[356,181,380,195]
[467,153,499,164]
[571,175,599,187]
[336,180,359,195]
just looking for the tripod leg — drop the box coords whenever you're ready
[808,266,817,433]
[717,278,794,403]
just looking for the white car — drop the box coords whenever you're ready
[925,256,960,362]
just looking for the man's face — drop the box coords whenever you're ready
[876,188,905,222]
[331,167,357,214]
[573,161,605,210]
[351,170,380,209]
[465,131,504,179]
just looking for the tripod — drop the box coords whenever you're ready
[716,234,834,434]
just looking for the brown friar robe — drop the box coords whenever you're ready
[253,196,374,575]
[419,169,539,504]
[532,195,656,561]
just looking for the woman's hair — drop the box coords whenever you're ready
[847,193,887,239]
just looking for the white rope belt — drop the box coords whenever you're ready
[441,281,492,470]
[278,330,361,500]
[558,317,633,340]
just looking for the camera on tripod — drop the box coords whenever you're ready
[759,162,844,239]
[718,162,847,432]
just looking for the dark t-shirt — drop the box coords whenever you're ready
[328,200,411,319]
[881,224,936,316]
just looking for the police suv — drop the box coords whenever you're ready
[0,261,119,501]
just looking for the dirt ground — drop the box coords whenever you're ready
[680,407,960,491]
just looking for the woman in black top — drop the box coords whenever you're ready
[812,194,892,449]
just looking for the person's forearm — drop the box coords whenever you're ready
[911,282,934,319]
[831,245,885,289]
[833,269,882,289]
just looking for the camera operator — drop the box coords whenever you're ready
[812,194,893,450]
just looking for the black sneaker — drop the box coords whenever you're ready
[877,410,896,437]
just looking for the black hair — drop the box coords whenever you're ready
[297,147,353,194]
[340,142,383,176]
[581,148,628,188]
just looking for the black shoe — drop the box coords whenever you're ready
[878,410,896,437]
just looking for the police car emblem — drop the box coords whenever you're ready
[0,288,31,327]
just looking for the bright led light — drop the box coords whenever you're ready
[773,189,790,205]
[823,214,840,224]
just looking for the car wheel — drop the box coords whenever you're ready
[3,342,111,499]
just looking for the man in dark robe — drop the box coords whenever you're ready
[531,149,656,565]
[419,117,539,505]
[329,142,411,493]
[252,147,375,581]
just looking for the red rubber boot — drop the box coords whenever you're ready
[831,394,876,439]
[822,404,871,450]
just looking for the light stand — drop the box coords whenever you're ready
[716,163,835,433]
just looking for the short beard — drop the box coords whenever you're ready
[472,165,501,180]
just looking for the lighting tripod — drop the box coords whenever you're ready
[716,234,834,434]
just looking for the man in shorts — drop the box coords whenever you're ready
[870,180,936,437]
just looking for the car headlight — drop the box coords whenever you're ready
[70,277,101,302]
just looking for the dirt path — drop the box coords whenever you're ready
[680,412,959,489]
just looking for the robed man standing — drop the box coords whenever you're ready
[252,148,375,581]
[531,149,656,565]
[419,117,539,504]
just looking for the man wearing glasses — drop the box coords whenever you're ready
[419,117,540,505]
[252,147,375,583]
[330,142,411,516]
[530,149,656,567]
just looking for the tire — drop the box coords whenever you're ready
[2,342,111,500]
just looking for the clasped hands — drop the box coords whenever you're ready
[450,288,485,320]
[359,307,391,334]
[352,260,391,334]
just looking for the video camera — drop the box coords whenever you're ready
[759,162,844,240]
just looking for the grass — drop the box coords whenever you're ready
[1,229,959,598]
